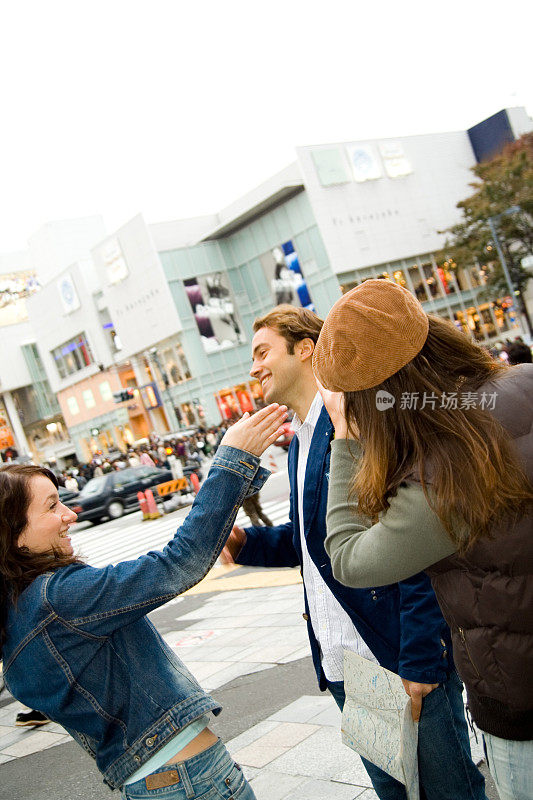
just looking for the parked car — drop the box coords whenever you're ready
[273,421,294,451]
[68,465,173,524]
[58,485,80,504]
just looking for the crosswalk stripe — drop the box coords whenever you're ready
[73,500,289,560]
[72,499,290,568]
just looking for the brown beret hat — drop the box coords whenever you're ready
[313,279,429,391]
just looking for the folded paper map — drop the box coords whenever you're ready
[342,649,419,800]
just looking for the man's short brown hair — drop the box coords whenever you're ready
[253,305,324,354]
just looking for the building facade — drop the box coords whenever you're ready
[1,108,531,463]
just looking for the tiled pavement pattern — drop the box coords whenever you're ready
[0,583,485,799]
[165,584,309,691]
[227,695,379,799]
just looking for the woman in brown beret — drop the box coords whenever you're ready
[313,279,533,800]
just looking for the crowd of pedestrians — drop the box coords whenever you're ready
[53,425,230,492]
[487,336,533,365]
[0,283,531,800]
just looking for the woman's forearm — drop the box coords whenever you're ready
[325,439,457,587]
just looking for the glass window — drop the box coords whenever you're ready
[391,269,408,288]
[437,267,456,294]
[455,268,470,292]
[465,308,484,341]
[81,476,107,495]
[113,469,141,489]
[52,332,94,378]
[493,302,511,333]
[177,345,191,380]
[480,306,496,338]
[453,312,469,337]
[407,265,427,302]
[421,262,443,298]
[67,396,80,415]
[470,267,484,287]
[99,381,113,402]
[83,389,96,409]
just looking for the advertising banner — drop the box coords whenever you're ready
[184,271,245,353]
[57,273,81,314]
[259,240,315,310]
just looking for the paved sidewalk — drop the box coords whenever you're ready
[0,579,487,799]
[228,694,378,798]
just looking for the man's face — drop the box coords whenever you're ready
[250,327,299,405]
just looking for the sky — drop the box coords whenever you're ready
[1,0,532,253]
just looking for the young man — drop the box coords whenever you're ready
[222,305,486,800]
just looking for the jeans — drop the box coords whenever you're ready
[483,732,533,800]
[120,739,256,800]
[328,671,487,800]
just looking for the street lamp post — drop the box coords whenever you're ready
[486,206,530,336]
[487,206,521,300]
[148,348,179,431]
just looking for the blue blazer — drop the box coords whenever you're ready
[238,407,453,690]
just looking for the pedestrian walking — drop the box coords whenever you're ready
[0,403,287,798]
[242,491,273,526]
[139,448,155,467]
[64,474,79,493]
[222,305,486,800]
[314,279,533,800]
[127,450,141,467]
[506,341,532,365]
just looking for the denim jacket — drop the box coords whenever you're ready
[3,445,268,790]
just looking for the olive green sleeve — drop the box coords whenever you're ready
[325,438,457,587]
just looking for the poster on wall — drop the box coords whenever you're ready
[259,240,315,311]
[184,272,245,354]
[102,238,129,285]
[346,144,382,182]
[379,142,412,178]
[58,273,81,314]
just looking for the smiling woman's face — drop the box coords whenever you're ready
[17,476,78,556]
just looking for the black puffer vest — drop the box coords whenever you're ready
[426,363,533,740]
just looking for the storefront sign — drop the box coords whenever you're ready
[139,382,162,409]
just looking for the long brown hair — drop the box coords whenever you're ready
[345,316,533,551]
[0,464,80,655]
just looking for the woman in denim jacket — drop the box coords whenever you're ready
[0,403,287,799]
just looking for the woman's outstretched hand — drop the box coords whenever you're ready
[220,404,288,456]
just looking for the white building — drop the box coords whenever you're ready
[1,107,531,463]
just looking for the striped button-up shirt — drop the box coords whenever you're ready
[292,392,377,681]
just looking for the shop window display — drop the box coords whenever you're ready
[215,381,262,422]
[421,262,443,298]
[161,342,192,386]
[407,265,428,302]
